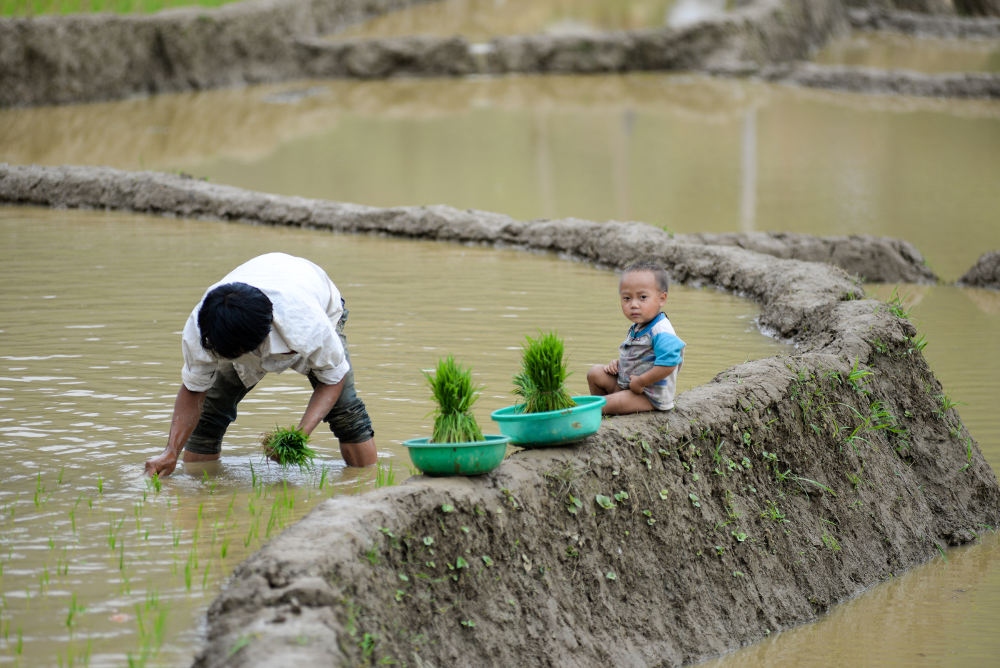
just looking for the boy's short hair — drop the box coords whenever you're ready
[621,261,670,293]
[198,282,273,360]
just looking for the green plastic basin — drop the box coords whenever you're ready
[490,395,606,447]
[402,434,510,476]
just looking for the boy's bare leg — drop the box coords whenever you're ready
[602,390,655,415]
[587,364,618,395]
[340,438,377,467]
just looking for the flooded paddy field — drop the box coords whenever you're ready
[2,73,998,279]
[814,31,1000,75]
[1,68,999,665]
[0,206,786,665]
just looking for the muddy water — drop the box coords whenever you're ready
[2,73,998,280]
[329,0,715,40]
[1,72,999,665]
[0,206,786,666]
[814,31,1000,74]
[699,530,1000,667]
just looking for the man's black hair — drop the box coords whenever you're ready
[198,282,273,360]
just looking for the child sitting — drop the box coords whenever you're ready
[587,261,685,415]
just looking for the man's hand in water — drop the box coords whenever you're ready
[146,386,206,477]
[144,448,179,477]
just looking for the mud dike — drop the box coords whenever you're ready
[1,163,997,666]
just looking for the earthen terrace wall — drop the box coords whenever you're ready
[0,0,435,107]
[1,0,849,107]
[5,0,1000,108]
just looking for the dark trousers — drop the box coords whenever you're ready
[183,316,374,454]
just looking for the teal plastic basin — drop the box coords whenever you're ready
[490,395,606,447]
[402,434,510,476]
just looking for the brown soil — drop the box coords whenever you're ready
[1,163,997,666]
[958,250,1000,289]
[0,0,435,107]
[680,231,939,284]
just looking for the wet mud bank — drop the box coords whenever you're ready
[958,250,1000,289]
[0,0,435,107]
[2,164,998,665]
[849,7,1000,37]
[298,0,846,78]
[723,4,1000,98]
[681,231,938,284]
[0,164,937,285]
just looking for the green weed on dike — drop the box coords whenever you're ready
[1,0,237,16]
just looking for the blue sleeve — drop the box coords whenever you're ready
[652,332,685,367]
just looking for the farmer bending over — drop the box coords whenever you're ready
[144,252,376,477]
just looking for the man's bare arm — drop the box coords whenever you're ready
[144,385,206,477]
[297,380,345,436]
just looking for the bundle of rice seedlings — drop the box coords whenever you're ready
[513,331,577,413]
[423,356,484,443]
[261,425,318,470]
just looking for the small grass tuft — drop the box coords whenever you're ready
[885,287,911,319]
[375,459,396,488]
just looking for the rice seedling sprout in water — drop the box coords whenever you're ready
[513,331,576,413]
[423,356,484,443]
[261,425,317,470]
[376,459,396,488]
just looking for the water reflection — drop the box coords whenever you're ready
[740,107,757,231]
[814,31,1000,75]
[699,532,1000,667]
[332,0,688,40]
[2,73,997,279]
[666,0,727,29]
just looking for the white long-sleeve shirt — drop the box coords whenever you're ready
[180,253,349,392]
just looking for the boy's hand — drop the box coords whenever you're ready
[604,359,619,375]
[628,376,646,395]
